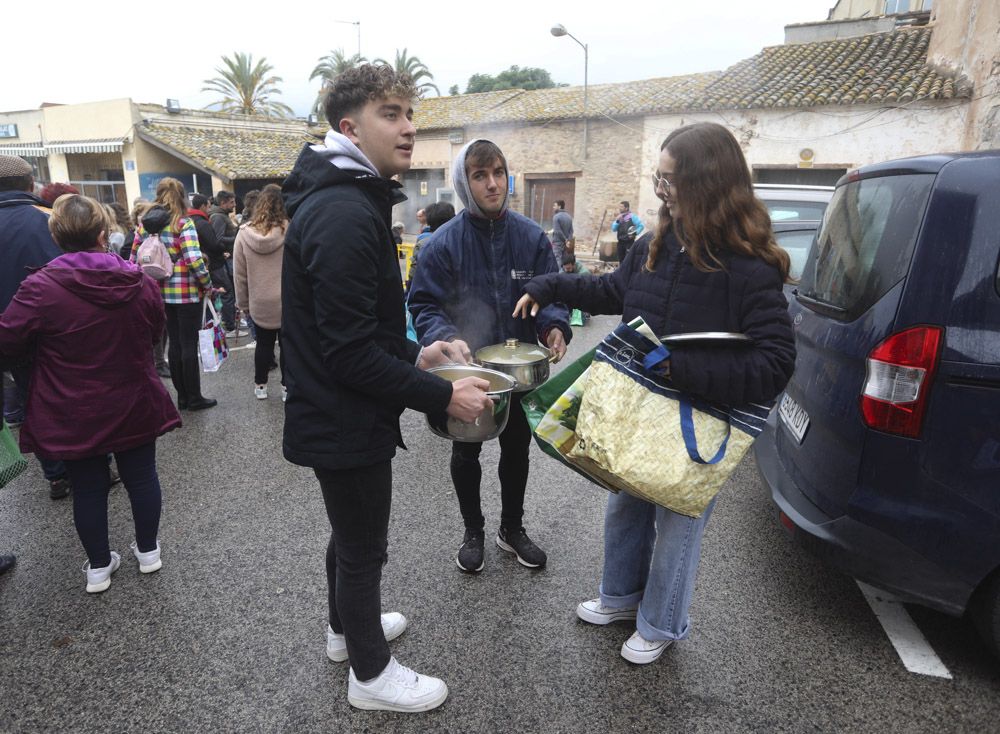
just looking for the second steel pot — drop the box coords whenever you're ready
[475,339,552,392]
[426,365,517,443]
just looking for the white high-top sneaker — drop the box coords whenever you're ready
[83,551,121,593]
[347,657,448,712]
[326,612,408,662]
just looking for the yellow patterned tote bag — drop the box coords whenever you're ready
[568,320,771,517]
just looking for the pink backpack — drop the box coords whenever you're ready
[135,205,177,280]
[136,233,175,280]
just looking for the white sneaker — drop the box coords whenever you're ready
[254,384,268,400]
[130,540,162,573]
[620,631,673,664]
[347,657,448,712]
[576,598,638,625]
[83,551,121,593]
[326,612,408,663]
[281,385,287,403]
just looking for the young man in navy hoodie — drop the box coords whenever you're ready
[280,65,492,713]
[408,140,571,575]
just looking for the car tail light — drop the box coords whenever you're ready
[861,326,943,438]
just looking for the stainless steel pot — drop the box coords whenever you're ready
[426,365,517,442]
[475,339,552,392]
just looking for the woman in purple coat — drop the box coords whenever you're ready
[0,194,181,593]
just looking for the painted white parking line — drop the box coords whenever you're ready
[857,581,953,679]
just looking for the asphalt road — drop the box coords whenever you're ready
[1,314,998,733]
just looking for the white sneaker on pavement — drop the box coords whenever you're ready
[130,540,162,573]
[254,384,268,400]
[576,598,638,625]
[620,631,673,664]
[83,551,121,593]
[326,612,408,663]
[347,657,448,712]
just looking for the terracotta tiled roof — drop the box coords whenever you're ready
[694,27,973,109]
[414,27,972,130]
[414,73,721,130]
[137,123,314,179]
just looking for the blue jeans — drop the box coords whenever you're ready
[599,492,717,642]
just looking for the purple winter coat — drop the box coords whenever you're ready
[0,251,181,459]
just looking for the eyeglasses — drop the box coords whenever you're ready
[651,172,675,192]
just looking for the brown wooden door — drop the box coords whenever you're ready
[527,178,575,231]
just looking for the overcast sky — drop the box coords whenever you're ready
[4,0,836,117]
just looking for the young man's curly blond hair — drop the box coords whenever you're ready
[322,63,419,128]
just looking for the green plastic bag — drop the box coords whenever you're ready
[520,346,617,493]
[0,420,28,489]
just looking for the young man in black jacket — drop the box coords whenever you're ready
[280,64,492,713]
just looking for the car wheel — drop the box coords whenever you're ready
[970,569,1000,657]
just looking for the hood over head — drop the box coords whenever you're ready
[40,251,146,307]
[240,224,286,255]
[451,139,509,220]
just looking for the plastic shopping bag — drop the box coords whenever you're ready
[198,297,229,373]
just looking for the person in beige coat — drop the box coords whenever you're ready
[233,187,287,401]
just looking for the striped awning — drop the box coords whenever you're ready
[0,143,45,156]
[44,139,124,154]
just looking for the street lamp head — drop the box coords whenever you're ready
[550,24,567,37]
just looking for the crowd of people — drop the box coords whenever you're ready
[0,62,794,714]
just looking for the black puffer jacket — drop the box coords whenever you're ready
[523,229,795,406]
[280,145,453,470]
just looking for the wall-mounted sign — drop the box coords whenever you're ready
[0,124,18,138]
[420,181,428,196]
[508,175,515,196]
[125,160,136,171]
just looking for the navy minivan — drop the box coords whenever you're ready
[754,151,1000,653]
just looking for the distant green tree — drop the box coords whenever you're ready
[309,49,367,114]
[448,84,460,96]
[375,48,440,96]
[202,52,293,117]
[464,66,563,94]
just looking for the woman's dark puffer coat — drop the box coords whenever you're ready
[523,230,795,407]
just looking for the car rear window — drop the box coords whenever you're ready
[798,173,934,320]
[773,230,816,280]
[765,200,829,222]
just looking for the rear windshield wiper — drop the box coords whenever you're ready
[795,291,848,314]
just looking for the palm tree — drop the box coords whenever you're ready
[375,48,440,96]
[202,52,294,117]
[309,49,367,114]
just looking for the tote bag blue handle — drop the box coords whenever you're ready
[679,399,730,464]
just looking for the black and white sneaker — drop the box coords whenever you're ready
[496,527,547,568]
[456,529,485,573]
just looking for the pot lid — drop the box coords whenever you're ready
[476,338,550,365]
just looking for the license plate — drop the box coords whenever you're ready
[778,393,810,444]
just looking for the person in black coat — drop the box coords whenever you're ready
[280,64,492,713]
[515,121,796,665]
[189,194,236,332]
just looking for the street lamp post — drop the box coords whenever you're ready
[550,23,588,159]
[334,19,361,57]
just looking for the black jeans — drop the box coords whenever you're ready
[165,301,204,403]
[63,442,161,569]
[253,327,284,386]
[450,399,531,532]
[209,266,237,331]
[316,461,392,681]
